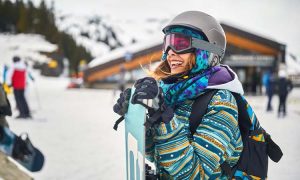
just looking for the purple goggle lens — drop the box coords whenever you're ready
[163,33,193,54]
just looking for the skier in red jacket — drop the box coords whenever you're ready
[7,56,31,119]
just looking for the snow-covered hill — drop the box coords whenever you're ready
[0,34,57,66]
[56,14,120,57]
[55,13,167,58]
[38,0,300,62]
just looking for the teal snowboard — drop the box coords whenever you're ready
[125,87,147,180]
[0,126,44,172]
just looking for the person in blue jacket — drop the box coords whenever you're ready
[262,70,276,111]
[114,11,247,179]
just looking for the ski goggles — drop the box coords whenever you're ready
[162,33,224,60]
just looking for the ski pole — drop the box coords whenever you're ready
[33,82,42,111]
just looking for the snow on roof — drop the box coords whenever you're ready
[88,34,163,68]
[0,33,57,66]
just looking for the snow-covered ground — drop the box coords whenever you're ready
[5,71,300,180]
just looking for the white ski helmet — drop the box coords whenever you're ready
[163,11,226,62]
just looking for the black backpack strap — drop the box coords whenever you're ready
[189,89,218,135]
[189,89,237,178]
[190,90,250,178]
[231,93,252,138]
[220,93,251,178]
[264,132,283,162]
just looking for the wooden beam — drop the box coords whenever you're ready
[226,32,278,55]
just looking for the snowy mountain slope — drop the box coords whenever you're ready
[56,14,119,57]
[34,0,300,61]
[0,34,57,67]
[55,12,168,58]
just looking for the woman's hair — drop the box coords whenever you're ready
[148,53,196,80]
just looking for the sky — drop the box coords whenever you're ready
[30,0,300,60]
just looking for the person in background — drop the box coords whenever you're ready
[263,70,276,111]
[1,65,12,95]
[118,65,126,92]
[1,65,9,85]
[251,69,259,95]
[277,70,293,118]
[6,56,31,119]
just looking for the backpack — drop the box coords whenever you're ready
[189,89,283,179]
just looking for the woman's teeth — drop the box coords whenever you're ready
[171,61,183,68]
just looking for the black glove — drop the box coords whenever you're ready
[113,88,132,116]
[131,77,173,126]
[131,77,163,111]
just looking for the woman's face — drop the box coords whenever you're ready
[167,49,193,75]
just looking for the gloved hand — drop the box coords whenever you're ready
[2,83,12,95]
[113,88,132,116]
[131,77,163,112]
[131,77,173,125]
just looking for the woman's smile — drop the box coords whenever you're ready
[167,49,192,74]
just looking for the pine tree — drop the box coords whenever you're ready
[35,0,48,34]
[26,0,36,33]
[0,0,4,31]
[0,0,93,75]
[2,0,15,32]
[16,1,29,33]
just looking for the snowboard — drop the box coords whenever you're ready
[125,87,147,180]
[0,126,44,172]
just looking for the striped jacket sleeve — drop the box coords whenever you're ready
[151,89,241,179]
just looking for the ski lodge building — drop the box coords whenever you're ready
[83,23,286,94]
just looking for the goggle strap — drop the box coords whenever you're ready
[162,53,167,61]
[192,38,224,57]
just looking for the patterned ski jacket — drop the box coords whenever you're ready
[146,65,245,179]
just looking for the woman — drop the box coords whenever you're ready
[114,11,245,179]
